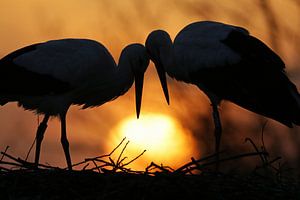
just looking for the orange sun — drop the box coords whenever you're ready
[109,113,197,170]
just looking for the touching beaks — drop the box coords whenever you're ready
[154,61,170,105]
[135,72,144,119]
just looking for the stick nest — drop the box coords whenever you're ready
[0,137,299,200]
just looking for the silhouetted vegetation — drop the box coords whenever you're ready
[1,137,299,199]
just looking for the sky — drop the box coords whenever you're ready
[0,0,300,170]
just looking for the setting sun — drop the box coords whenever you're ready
[122,114,173,152]
[109,113,197,170]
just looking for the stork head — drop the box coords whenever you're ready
[121,43,149,119]
[145,30,171,106]
[146,30,172,59]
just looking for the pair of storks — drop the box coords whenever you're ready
[1,21,299,170]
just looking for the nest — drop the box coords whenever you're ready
[0,137,299,200]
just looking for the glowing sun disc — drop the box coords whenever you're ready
[122,114,173,152]
[109,113,197,170]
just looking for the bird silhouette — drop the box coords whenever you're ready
[0,39,169,170]
[145,21,300,166]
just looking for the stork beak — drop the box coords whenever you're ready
[135,72,144,119]
[154,61,170,105]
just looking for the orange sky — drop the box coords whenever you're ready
[0,0,300,170]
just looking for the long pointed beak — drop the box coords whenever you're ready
[135,72,144,119]
[154,61,170,105]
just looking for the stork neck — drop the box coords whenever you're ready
[117,53,135,87]
[159,44,173,72]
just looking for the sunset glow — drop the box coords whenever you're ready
[109,113,197,170]
[121,114,173,152]
[0,0,299,170]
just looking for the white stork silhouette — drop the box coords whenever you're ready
[145,21,300,165]
[0,39,169,169]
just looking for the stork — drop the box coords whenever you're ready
[145,21,300,166]
[0,39,169,170]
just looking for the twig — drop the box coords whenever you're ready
[0,166,10,172]
[122,150,146,168]
[181,151,268,174]
[245,137,266,164]
[1,151,61,170]
[71,137,127,169]
[24,115,41,162]
[260,121,270,164]
[92,160,101,173]
[0,160,24,168]
[261,121,268,152]
[145,162,172,173]
[0,146,9,162]
[82,163,90,171]
[191,157,201,169]
[118,157,128,165]
[109,157,116,167]
[25,137,36,162]
[116,140,130,167]
[174,150,225,173]
[255,156,282,173]
[95,137,127,159]
[1,152,21,164]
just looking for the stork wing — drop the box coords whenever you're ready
[0,39,117,97]
[0,43,72,96]
[191,30,300,127]
[221,29,285,70]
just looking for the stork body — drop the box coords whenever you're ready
[0,39,152,170]
[146,21,300,164]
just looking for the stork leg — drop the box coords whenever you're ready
[34,114,50,168]
[60,112,72,170]
[211,102,222,170]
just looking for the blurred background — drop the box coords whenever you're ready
[0,0,300,172]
